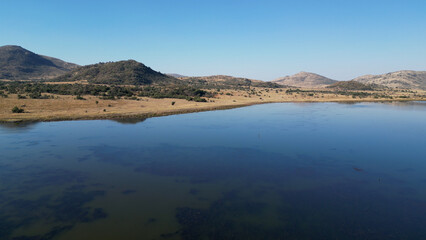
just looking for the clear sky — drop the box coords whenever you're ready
[1,0,425,80]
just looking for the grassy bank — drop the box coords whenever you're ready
[1,87,425,123]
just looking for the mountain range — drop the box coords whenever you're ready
[1,45,425,90]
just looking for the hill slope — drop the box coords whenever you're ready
[180,75,281,89]
[327,80,383,91]
[0,45,78,80]
[54,60,178,85]
[353,71,426,90]
[167,73,188,78]
[272,72,337,88]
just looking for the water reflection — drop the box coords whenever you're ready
[110,118,146,124]
[0,121,39,133]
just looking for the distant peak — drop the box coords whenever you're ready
[0,45,26,50]
[296,71,317,76]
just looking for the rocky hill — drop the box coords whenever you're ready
[272,72,337,88]
[353,71,426,90]
[53,60,178,85]
[0,45,78,80]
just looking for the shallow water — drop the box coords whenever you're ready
[1,102,425,240]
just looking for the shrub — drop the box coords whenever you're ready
[171,101,176,105]
[12,106,24,113]
[0,91,8,98]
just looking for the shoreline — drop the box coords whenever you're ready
[1,98,424,124]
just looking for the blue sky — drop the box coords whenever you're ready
[1,0,425,80]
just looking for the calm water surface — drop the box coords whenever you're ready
[1,102,425,240]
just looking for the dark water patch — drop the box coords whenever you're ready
[189,188,199,195]
[145,218,157,225]
[176,190,275,240]
[131,146,304,184]
[11,225,73,240]
[175,180,426,240]
[121,189,137,195]
[397,187,418,195]
[294,167,318,177]
[18,169,86,193]
[352,167,364,172]
[160,230,180,239]
[276,182,426,239]
[49,190,106,223]
[88,145,311,184]
[0,166,87,195]
[0,164,107,239]
[397,167,415,172]
[77,154,91,162]
[66,184,87,191]
[0,188,107,239]
[86,145,140,167]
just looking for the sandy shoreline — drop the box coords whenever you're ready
[1,90,425,123]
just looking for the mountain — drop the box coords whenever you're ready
[272,72,337,88]
[53,60,179,85]
[0,45,78,80]
[180,75,281,89]
[353,71,426,90]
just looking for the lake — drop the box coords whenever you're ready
[1,102,425,240]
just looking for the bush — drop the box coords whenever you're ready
[12,106,24,113]
[0,91,8,98]
[171,101,176,105]
[192,97,207,102]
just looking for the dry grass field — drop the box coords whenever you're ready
[1,88,425,122]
